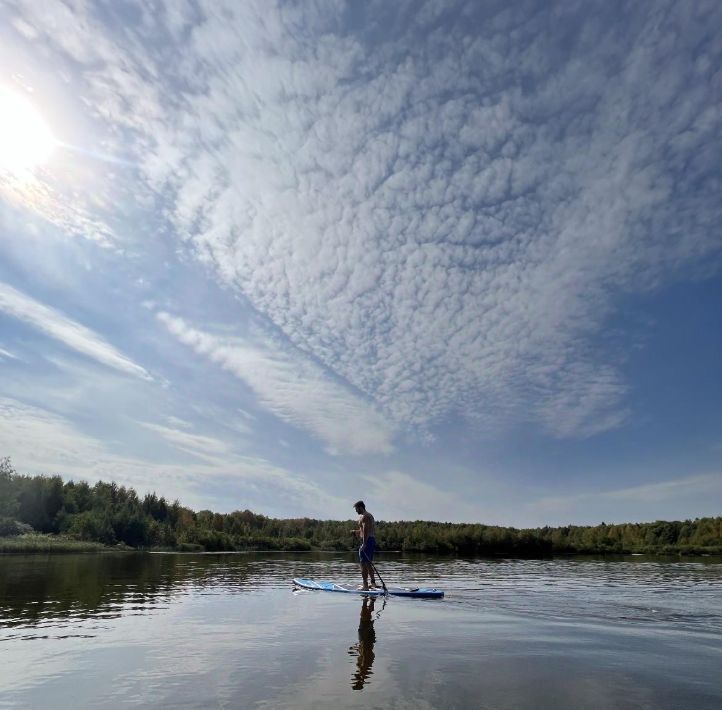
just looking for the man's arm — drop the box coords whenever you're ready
[351,516,363,540]
[359,515,369,546]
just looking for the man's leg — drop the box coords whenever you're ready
[360,561,369,589]
[361,561,378,588]
[364,539,378,587]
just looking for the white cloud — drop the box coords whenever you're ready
[603,474,722,503]
[0,173,116,248]
[165,415,193,430]
[527,472,722,525]
[150,2,722,440]
[4,1,721,444]
[0,396,347,517]
[157,312,395,456]
[0,281,151,380]
[361,470,484,523]
[139,421,234,462]
[0,346,19,360]
[539,473,722,507]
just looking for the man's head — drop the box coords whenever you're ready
[354,500,365,514]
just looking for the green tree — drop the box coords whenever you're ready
[0,457,18,517]
[67,510,117,544]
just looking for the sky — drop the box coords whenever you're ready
[0,0,720,526]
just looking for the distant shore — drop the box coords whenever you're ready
[2,460,721,556]
[2,532,721,557]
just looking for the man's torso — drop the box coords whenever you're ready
[359,511,376,539]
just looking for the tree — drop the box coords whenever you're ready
[67,510,116,544]
[0,457,18,517]
[16,475,64,532]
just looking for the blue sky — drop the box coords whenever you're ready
[0,0,720,525]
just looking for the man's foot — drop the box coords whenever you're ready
[357,584,370,591]
[369,582,380,588]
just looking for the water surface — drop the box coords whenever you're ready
[1,553,721,709]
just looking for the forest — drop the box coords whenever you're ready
[1,459,720,555]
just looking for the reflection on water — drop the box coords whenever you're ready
[3,552,721,633]
[348,596,382,690]
[1,552,721,709]
[0,552,252,637]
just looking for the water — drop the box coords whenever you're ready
[1,553,721,709]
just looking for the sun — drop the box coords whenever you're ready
[0,86,56,174]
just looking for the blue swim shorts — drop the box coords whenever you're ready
[359,536,376,562]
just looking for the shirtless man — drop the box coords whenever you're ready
[352,500,378,590]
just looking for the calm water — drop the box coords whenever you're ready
[1,553,721,709]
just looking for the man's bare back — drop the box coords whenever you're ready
[357,510,376,540]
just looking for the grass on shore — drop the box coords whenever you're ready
[0,534,120,553]
[3,533,721,556]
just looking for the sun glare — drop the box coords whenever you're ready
[0,87,56,174]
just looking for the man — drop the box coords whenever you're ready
[352,500,378,590]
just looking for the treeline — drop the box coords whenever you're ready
[1,459,720,554]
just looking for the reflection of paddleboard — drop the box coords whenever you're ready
[293,578,444,598]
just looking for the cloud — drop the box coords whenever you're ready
[164,415,194,430]
[139,421,235,462]
[147,2,722,440]
[157,312,395,456]
[0,346,19,360]
[527,472,722,524]
[361,470,484,523]
[0,396,109,474]
[5,1,722,442]
[0,396,347,517]
[0,173,116,248]
[537,473,722,507]
[0,281,151,380]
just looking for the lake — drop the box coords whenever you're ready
[1,552,721,709]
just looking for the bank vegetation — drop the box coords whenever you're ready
[1,459,720,555]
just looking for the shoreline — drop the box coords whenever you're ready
[2,534,721,558]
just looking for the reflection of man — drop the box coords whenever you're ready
[350,597,376,690]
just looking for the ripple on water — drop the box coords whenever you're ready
[1,553,721,636]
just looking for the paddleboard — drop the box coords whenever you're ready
[293,578,444,598]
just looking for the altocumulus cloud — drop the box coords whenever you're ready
[8,1,722,440]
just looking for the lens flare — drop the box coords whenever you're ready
[0,87,56,174]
